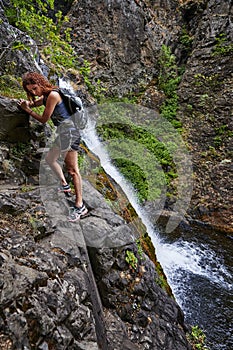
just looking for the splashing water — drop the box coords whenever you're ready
[156,239,232,291]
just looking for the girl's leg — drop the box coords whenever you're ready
[45,146,68,186]
[64,150,83,207]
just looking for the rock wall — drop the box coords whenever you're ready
[66,0,233,233]
[0,97,30,142]
[177,0,233,231]
[68,0,183,96]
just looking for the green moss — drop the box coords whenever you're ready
[139,232,172,295]
[0,75,25,99]
[97,119,177,203]
[157,45,183,131]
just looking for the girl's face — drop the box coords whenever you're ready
[26,83,43,97]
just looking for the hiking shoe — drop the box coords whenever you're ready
[68,204,88,222]
[58,184,72,197]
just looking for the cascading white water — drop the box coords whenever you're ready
[82,119,232,291]
[81,119,233,350]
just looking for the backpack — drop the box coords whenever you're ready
[58,88,88,129]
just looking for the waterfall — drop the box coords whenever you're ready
[82,118,232,290]
[81,118,232,350]
[58,79,232,349]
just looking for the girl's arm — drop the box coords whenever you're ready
[19,91,61,124]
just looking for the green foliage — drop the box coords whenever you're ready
[158,45,180,97]
[157,45,182,130]
[187,326,209,350]
[10,142,30,158]
[28,214,38,232]
[79,60,91,79]
[179,26,193,51]
[95,100,180,203]
[160,97,182,131]
[4,0,77,70]
[97,117,177,203]
[77,152,89,172]
[193,73,220,90]
[215,124,232,136]
[11,41,28,51]
[104,96,138,104]
[136,239,144,259]
[4,1,106,99]
[20,184,34,192]
[79,60,106,101]
[125,250,138,270]
[213,124,233,148]
[113,159,148,202]
[199,93,209,107]
[212,33,233,56]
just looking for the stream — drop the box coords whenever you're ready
[153,226,233,350]
[81,117,233,350]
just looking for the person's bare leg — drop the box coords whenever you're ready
[45,146,68,186]
[65,150,83,207]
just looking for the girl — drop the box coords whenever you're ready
[19,71,88,222]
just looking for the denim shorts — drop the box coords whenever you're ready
[55,120,81,152]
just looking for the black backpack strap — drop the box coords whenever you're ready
[43,88,60,105]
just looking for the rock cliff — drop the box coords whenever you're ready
[0,0,232,348]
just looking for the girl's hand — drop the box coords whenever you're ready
[18,99,30,112]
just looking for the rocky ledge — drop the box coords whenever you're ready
[0,179,192,349]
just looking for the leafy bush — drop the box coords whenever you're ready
[212,33,233,56]
[4,0,77,70]
[125,250,138,270]
[187,326,209,350]
[0,75,24,98]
